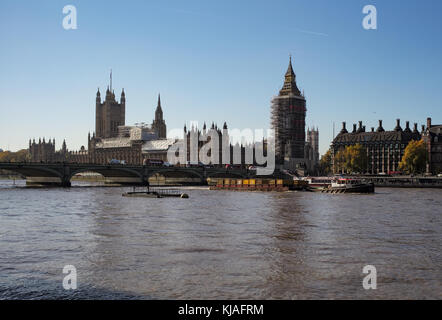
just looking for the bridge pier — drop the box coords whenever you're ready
[25,177,68,187]
[61,176,72,188]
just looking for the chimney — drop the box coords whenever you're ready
[362,126,366,132]
[404,121,411,133]
[340,122,348,134]
[352,124,357,133]
[377,120,385,132]
[395,119,402,131]
[427,117,432,129]
[421,124,426,132]
[413,123,418,133]
[371,127,375,132]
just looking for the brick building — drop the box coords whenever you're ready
[331,119,424,174]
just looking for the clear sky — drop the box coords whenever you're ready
[1,0,441,155]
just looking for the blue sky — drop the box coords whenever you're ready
[1,0,441,155]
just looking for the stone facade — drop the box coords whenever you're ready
[95,88,125,139]
[422,117,442,174]
[181,122,267,167]
[269,57,318,174]
[271,57,306,164]
[29,138,67,162]
[306,127,319,166]
[331,119,423,174]
[29,81,169,165]
[151,94,167,139]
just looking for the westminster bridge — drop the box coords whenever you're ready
[0,162,264,187]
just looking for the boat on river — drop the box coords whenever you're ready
[304,177,334,191]
[122,188,189,198]
[321,178,375,194]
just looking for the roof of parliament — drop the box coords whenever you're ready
[333,119,422,144]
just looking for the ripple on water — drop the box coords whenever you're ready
[0,182,441,299]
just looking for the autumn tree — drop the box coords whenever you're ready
[399,140,427,174]
[319,149,332,175]
[334,144,368,174]
[0,149,30,162]
[346,144,368,173]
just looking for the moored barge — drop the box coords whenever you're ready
[208,178,308,192]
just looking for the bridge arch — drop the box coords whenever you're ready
[69,167,142,180]
[0,166,63,179]
[147,168,205,185]
[69,166,144,186]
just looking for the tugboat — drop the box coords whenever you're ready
[322,178,375,194]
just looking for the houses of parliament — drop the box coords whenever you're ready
[29,77,173,164]
[28,60,321,173]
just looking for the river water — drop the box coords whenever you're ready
[0,180,441,299]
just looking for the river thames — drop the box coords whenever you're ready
[0,180,440,299]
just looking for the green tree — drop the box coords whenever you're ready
[334,149,346,174]
[319,149,332,175]
[346,144,368,173]
[0,149,30,162]
[334,144,368,174]
[399,140,427,174]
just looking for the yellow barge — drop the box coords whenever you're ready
[208,178,308,192]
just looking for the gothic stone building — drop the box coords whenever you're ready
[306,127,319,168]
[331,119,424,174]
[29,138,67,162]
[270,57,318,173]
[423,117,442,174]
[271,57,306,165]
[30,83,172,164]
[181,122,268,167]
[178,58,319,172]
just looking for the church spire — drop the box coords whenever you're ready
[155,93,163,121]
[279,55,301,96]
[156,93,162,111]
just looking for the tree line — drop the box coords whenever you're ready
[0,149,30,163]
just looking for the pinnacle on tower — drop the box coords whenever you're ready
[120,88,125,103]
[279,55,301,96]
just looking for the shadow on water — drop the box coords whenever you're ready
[0,278,149,300]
